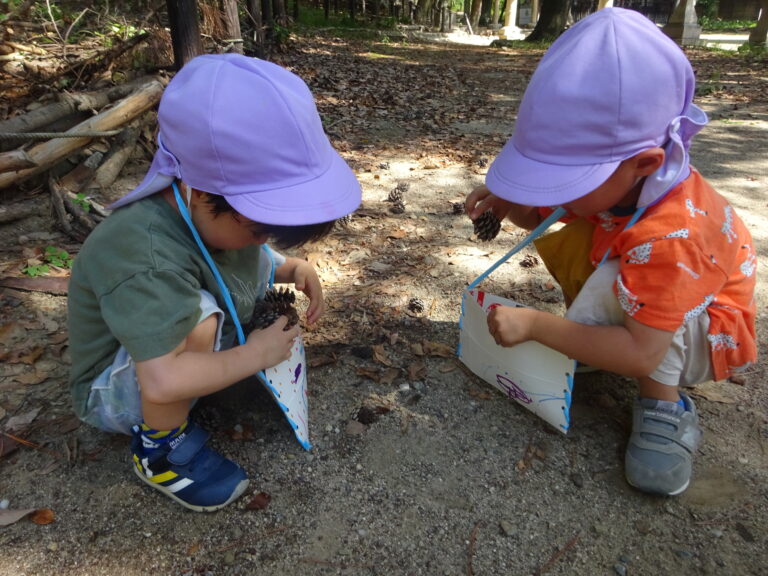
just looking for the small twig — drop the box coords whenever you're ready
[467,520,482,576]
[0,431,63,460]
[534,532,581,576]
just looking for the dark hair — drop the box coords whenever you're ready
[203,192,336,249]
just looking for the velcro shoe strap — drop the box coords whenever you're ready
[637,409,702,454]
[167,425,210,466]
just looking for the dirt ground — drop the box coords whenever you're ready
[1,35,767,575]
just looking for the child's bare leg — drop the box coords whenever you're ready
[140,314,218,430]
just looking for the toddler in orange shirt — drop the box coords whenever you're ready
[466,8,757,496]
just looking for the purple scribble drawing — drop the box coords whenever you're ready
[496,374,533,404]
[292,363,303,385]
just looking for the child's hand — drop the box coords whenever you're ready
[487,306,538,347]
[245,316,300,368]
[292,260,325,325]
[466,185,542,230]
[465,185,512,221]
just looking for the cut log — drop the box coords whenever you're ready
[0,200,41,224]
[0,79,164,190]
[0,78,160,142]
[88,122,141,192]
[0,149,36,174]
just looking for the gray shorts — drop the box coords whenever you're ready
[565,259,714,387]
[81,290,227,435]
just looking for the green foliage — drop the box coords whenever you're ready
[0,0,22,22]
[699,17,757,32]
[737,42,767,57]
[23,246,74,277]
[72,193,92,213]
[297,6,397,31]
[695,0,719,20]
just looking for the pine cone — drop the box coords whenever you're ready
[245,287,299,333]
[473,210,501,241]
[408,297,425,314]
[389,200,406,214]
[387,188,404,204]
[337,213,353,228]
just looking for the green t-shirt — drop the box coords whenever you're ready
[67,195,275,418]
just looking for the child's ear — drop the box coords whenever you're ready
[632,147,665,177]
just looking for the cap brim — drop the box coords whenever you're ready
[486,141,620,207]
[225,149,362,226]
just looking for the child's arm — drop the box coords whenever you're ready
[487,306,675,378]
[465,185,542,230]
[135,317,300,404]
[273,256,325,325]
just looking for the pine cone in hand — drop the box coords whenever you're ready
[244,287,299,333]
[473,210,501,241]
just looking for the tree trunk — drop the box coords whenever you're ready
[481,0,492,25]
[470,0,482,30]
[262,0,274,44]
[416,0,437,24]
[220,0,244,52]
[274,0,288,25]
[246,0,265,57]
[525,0,570,42]
[491,0,501,25]
[166,0,203,70]
[748,0,768,46]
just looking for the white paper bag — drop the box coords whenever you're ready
[258,333,311,450]
[458,289,576,433]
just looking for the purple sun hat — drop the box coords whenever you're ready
[486,8,707,209]
[109,54,361,225]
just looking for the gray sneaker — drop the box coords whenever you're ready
[625,393,702,496]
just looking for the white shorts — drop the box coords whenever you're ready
[565,259,714,387]
[81,290,227,435]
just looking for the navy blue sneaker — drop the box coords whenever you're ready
[131,423,249,512]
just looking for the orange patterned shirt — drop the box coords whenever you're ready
[586,169,756,381]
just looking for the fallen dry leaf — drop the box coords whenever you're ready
[468,388,493,400]
[356,367,380,382]
[387,228,407,239]
[421,340,455,358]
[16,346,44,365]
[307,353,337,368]
[371,344,391,366]
[689,382,737,404]
[0,434,19,459]
[245,492,272,510]
[4,407,41,432]
[11,370,49,386]
[29,508,55,525]
[407,360,427,381]
[379,367,400,385]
